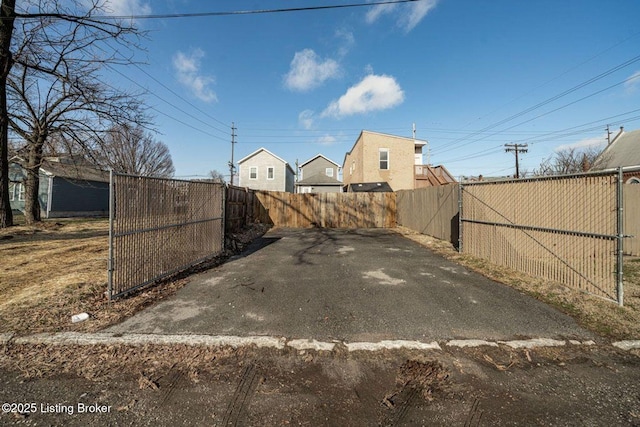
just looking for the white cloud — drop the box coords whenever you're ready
[317,134,338,145]
[365,3,397,24]
[321,74,404,118]
[298,110,316,130]
[335,29,355,57]
[284,49,341,92]
[172,49,217,103]
[554,136,607,152]
[624,70,640,94]
[366,0,438,32]
[103,0,151,16]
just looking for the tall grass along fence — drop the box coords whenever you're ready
[108,172,225,299]
[255,191,396,228]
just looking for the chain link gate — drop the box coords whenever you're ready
[108,172,225,299]
[459,168,626,305]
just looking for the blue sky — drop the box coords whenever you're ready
[95,0,640,180]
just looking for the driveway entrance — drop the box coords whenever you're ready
[108,228,592,342]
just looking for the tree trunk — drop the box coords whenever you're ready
[24,140,44,224]
[0,0,16,228]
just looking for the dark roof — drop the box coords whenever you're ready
[295,172,343,186]
[12,157,110,183]
[591,129,640,170]
[298,154,340,168]
[346,182,393,192]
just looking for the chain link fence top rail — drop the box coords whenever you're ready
[108,173,225,299]
[461,170,620,302]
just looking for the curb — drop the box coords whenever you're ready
[0,332,624,352]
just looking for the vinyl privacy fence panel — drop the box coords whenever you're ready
[461,171,620,303]
[396,185,459,245]
[624,184,640,256]
[108,173,225,299]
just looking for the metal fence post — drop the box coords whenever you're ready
[108,169,114,300]
[458,182,463,253]
[617,166,624,307]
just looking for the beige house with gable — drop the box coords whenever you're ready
[343,130,456,191]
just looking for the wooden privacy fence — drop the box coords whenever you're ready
[396,185,459,245]
[255,191,396,228]
[108,173,225,299]
[226,185,258,233]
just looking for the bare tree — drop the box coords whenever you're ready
[0,0,17,227]
[208,170,226,184]
[95,124,175,178]
[2,0,147,225]
[533,146,602,176]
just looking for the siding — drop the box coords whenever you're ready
[301,157,338,180]
[49,177,109,217]
[239,150,288,192]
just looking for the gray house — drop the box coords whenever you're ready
[238,148,295,193]
[295,154,343,193]
[9,156,110,218]
[591,127,640,183]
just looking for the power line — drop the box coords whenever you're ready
[434,52,640,156]
[16,0,429,21]
[105,64,229,141]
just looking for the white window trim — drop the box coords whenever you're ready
[9,182,15,201]
[249,166,258,180]
[17,183,25,201]
[325,168,334,177]
[379,148,389,170]
[627,177,640,184]
[267,166,275,180]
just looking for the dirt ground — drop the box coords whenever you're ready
[1,342,639,426]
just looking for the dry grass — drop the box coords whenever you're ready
[397,226,640,340]
[0,218,268,336]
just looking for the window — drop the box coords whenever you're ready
[325,168,334,177]
[8,183,15,201]
[628,177,640,184]
[249,167,258,180]
[267,167,274,180]
[18,183,25,201]
[379,148,389,170]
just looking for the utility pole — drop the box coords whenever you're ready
[606,124,611,145]
[505,143,528,178]
[228,122,237,185]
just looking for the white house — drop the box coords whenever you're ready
[238,147,295,193]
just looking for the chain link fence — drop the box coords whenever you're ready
[108,172,225,299]
[460,169,625,304]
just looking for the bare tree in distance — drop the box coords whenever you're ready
[1,0,147,226]
[208,169,226,184]
[533,146,603,176]
[96,124,175,178]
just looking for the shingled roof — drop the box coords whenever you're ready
[591,128,640,170]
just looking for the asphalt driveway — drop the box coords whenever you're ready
[108,228,593,342]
